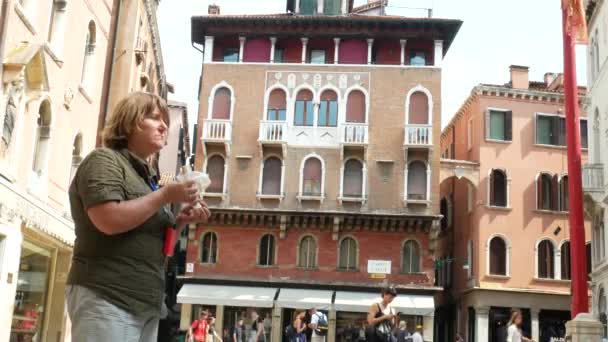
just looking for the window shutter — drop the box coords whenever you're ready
[489,170,495,206]
[537,175,543,210]
[485,110,490,140]
[551,174,559,211]
[550,116,559,145]
[346,90,366,123]
[505,111,513,141]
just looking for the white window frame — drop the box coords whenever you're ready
[262,85,290,121]
[298,153,326,202]
[200,231,219,264]
[404,84,433,126]
[535,238,558,279]
[257,154,285,200]
[297,235,318,269]
[339,157,367,203]
[48,0,69,59]
[203,153,228,198]
[485,107,511,143]
[207,81,236,121]
[487,168,510,208]
[485,234,510,277]
[535,171,555,211]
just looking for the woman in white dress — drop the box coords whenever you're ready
[506,310,535,342]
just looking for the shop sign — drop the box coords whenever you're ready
[186,263,194,273]
[371,274,387,279]
[368,260,391,274]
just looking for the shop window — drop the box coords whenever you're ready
[407,161,427,201]
[32,100,52,176]
[489,237,507,276]
[537,240,555,279]
[318,90,338,127]
[201,232,218,264]
[346,90,366,123]
[298,236,317,268]
[302,157,323,196]
[261,157,282,195]
[537,173,557,211]
[212,87,232,120]
[408,91,429,125]
[267,89,287,121]
[402,240,421,273]
[294,89,314,126]
[486,109,512,141]
[489,169,507,207]
[48,0,68,56]
[206,155,225,194]
[409,51,426,66]
[309,49,326,64]
[80,21,97,91]
[259,234,276,266]
[559,176,569,212]
[338,237,357,271]
[69,133,83,184]
[561,241,571,280]
[342,159,363,198]
[10,241,52,340]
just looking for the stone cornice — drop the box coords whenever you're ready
[144,0,166,93]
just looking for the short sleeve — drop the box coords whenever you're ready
[311,314,319,325]
[76,148,125,209]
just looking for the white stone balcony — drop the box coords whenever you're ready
[202,119,232,143]
[583,163,605,203]
[259,121,287,144]
[340,123,369,146]
[404,124,432,147]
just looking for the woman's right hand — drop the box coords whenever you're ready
[162,180,198,204]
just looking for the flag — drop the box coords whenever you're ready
[562,0,589,44]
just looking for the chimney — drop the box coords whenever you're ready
[544,72,557,87]
[509,65,529,90]
[208,4,220,15]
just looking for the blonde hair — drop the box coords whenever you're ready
[508,310,521,326]
[102,92,169,149]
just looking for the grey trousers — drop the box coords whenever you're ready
[66,285,159,342]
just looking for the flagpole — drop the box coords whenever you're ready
[561,4,588,317]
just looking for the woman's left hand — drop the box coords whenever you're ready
[176,200,211,226]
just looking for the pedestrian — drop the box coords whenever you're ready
[411,326,423,342]
[507,310,535,342]
[366,287,398,342]
[394,321,410,342]
[209,317,223,342]
[309,308,329,342]
[233,318,247,342]
[304,311,313,342]
[65,92,211,342]
[455,333,464,342]
[358,322,366,342]
[250,310,266,342]
[293,311,308,342]
[189,311,210,342]
[264,312,273,342]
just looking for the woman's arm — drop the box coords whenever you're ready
[367,305,391,326]
[256,323,264,338]
[295,319,305,333]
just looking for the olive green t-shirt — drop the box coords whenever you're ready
[67,147,175,318]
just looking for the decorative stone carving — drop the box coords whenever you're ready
[339,74,348,89]
[313,74,322,88]
[287,74,296,89]
[1,76,25,151]
[64,83,75,110]
[274,72,282,80]
[353,74,361,81]
[302,73,309,81]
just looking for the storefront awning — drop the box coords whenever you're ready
[177,284,278,308]
[334,291,435,316]
[276,289,334,310]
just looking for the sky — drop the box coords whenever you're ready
[157,0,588,134]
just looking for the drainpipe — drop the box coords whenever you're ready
[0,0,11,93]
[96,0,122,147]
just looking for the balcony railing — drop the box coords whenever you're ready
[404,124,432,146]
[202,119,232,142]
[583,163,604,194]
[341,123,369,145]
[259,121,287,143]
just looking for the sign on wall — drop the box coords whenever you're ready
[367,260,392,274]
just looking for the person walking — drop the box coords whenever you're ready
[250,311,266,342]
[411,326,423,342]
[189,311,210,342]
[65,92,211,342]
[507,310,535,342]
[367,287,398,342]
[232,318,247,342]
[293,311,308,342]
[309,308,329,342]
[394,321,410,342]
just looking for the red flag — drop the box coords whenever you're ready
[562,0,589,44]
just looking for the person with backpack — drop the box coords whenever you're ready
[308,308,329,342]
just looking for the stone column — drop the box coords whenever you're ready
[566,313,603,341]
[271,306,283,342]
[531,308,540,342]
[400,39,407,65]
[180,304,193,331]
[301,38,309,64]
[475,307,489,342]
[239,37,246,62]
[216,305,225,338]
[333,38,340,64]
[328,307,337,342]
[204,36,215,63]
[367,39,374,65]
[270,37,277,63]
[434,40,444,67]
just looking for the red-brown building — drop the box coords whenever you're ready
[178,2,462,341]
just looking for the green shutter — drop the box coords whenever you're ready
[324,0,340,14]
[537,116,552,145]
[301,0,316,15]
[490,111,506,140]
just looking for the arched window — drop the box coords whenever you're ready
[32,100,52,175]
[302,157,322,196]
[343,159,363,198]
[489,237,507,276]
[294,89,314,126]
[298,236,317,268]
[408,91,429,125]
[262,157,282,195]
[212,87,231,120]
[206,155,225,194]
[588,242,593,280]
[402,240,421,273]
[561,241,571,280]
[346,90,366,123]
[259,234,276,266]
[595,221,606,264]
[49,0,68,56]
[537,240,555,279]
[559,176,569,212]
[201,232,218,264]
[489,169,507,207]
[594,109,601,163]
[81,21,96,91]
[338,237,357,270]
[69,133,83,184]
[407,161,427,201]
[267,89,286,121]
[537,173,557,211]
[318,90,338,127]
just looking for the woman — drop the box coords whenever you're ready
[293,311,308,342]
[189,311,210,342]
[208,317,223,342]
[250,311,266,342]
[507,310,534,342]
[65,92,211,342]
[367,287,398,342]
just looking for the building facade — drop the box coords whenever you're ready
[0,0,167,341]
[159,100,190,180]
[440,66,592,342]
[178,1,462,341]
[583,0,608,337]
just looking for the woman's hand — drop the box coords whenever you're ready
[162,180,199,204]
[176,200,211,226]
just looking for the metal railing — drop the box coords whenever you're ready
[404,124,432,146]
[202,119,232,142]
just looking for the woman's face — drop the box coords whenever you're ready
[383,293,395,304]
[129,106,168,156]
[515,314,522,325]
